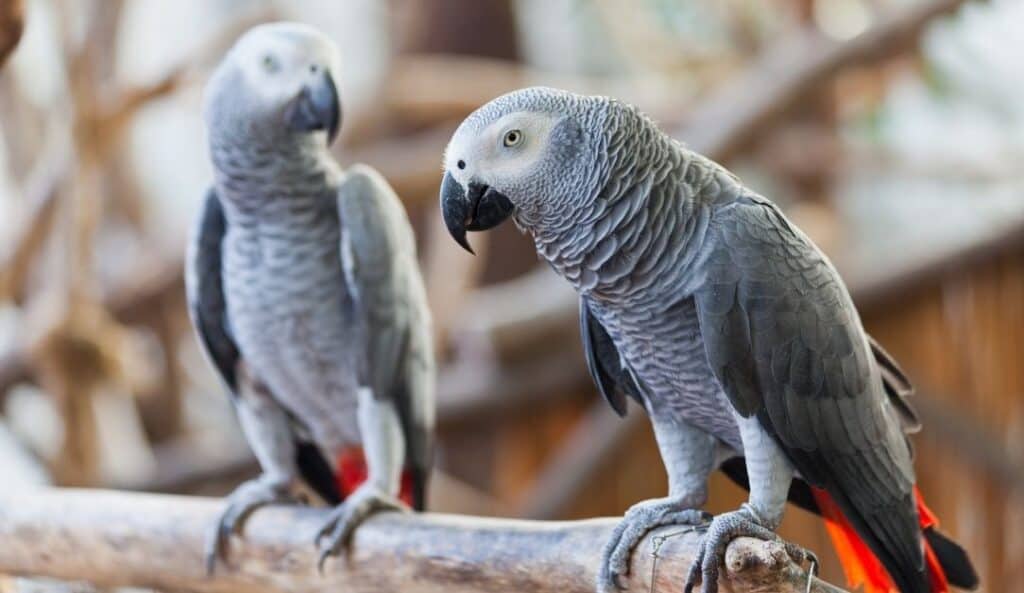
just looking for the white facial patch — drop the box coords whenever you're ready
[227,22,342,109]
[446,111,558,186]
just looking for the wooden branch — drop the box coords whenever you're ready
[0,138,72,304]
[94,8,278,138]
[0,488,847,593]
[679,0,974,160]
[0,258,181,396]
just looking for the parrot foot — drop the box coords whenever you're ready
[597,497,711,592]
[315,484,407,573]
[204,474,297,576]
[683,504,815,593]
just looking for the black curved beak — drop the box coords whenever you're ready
[440,171,515,255]
[284,69,341,144]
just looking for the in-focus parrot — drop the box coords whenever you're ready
[438,87,977,593]
[188,23,435,572]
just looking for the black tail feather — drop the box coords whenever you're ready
[925,527,979,590]
[410,465,429,512]
[295,441,342,505]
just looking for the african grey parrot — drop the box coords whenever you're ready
[439,87,976,593]
[188,23,434,573]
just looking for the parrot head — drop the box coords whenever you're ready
[440,87,607,254]
[204,22,343,147]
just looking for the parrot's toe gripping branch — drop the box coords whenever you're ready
[315,486,407,574]
[597,501,711,593]
[204,475,297,576]
[683,505,815,593]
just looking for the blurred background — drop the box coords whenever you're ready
[0,0,1021,590]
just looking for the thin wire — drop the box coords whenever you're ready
[805,555,818,593]
[649,526,698,593]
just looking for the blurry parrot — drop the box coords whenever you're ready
[188,22,435,573]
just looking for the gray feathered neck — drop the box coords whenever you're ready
[493,88,733,304]
[205,70,340,219]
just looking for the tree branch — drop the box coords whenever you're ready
[0,488,846,593]
[680,0,975,160]
[0,137,72,304]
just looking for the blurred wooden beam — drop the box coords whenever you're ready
[342,122,458,206]
[845,218,1024,312]
[0,0,23,68]
[381,54,688,134]
[438,353,589,429]
[517,400,647,520]
[914,391,1024,494]
[680,0,975,160]
[0,488,846,593]
[396,0,518,59]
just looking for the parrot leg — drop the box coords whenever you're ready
[598,416,718,592]
[315,482,405,571]
[205,372,301,575]
[205,473,297,574]
[315,388,408,571]
[682,413,815,593]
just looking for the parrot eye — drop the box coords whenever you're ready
[502,129,523,147]
[262,55,279,73]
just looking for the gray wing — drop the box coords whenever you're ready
[186,189,240,393]
[693,195,927,592]
[337,164,435,508]
[579,297,644,416]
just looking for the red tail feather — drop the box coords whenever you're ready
[915,488,950,593]
[810,487,949,593]
[336,447,415,506]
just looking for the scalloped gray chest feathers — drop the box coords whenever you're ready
[214,140,362,450]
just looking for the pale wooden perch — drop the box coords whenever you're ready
[0,488,848,593]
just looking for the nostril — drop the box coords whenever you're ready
[457,159,466,170]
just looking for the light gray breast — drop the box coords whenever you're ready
[223,199,363,451]
[591,296,742,452]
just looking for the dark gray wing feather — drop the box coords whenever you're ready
[186,189,239,393]
[870,335,921,433]
[579,297,644,416]
[694,195,929,593]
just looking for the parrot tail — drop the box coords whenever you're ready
[811,487,978,593]
[335,447,417,507]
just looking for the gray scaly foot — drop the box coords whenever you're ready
[315,484,407,572]
[683,504,816,593]
[598,497,711,592]
[205,474,296,575]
